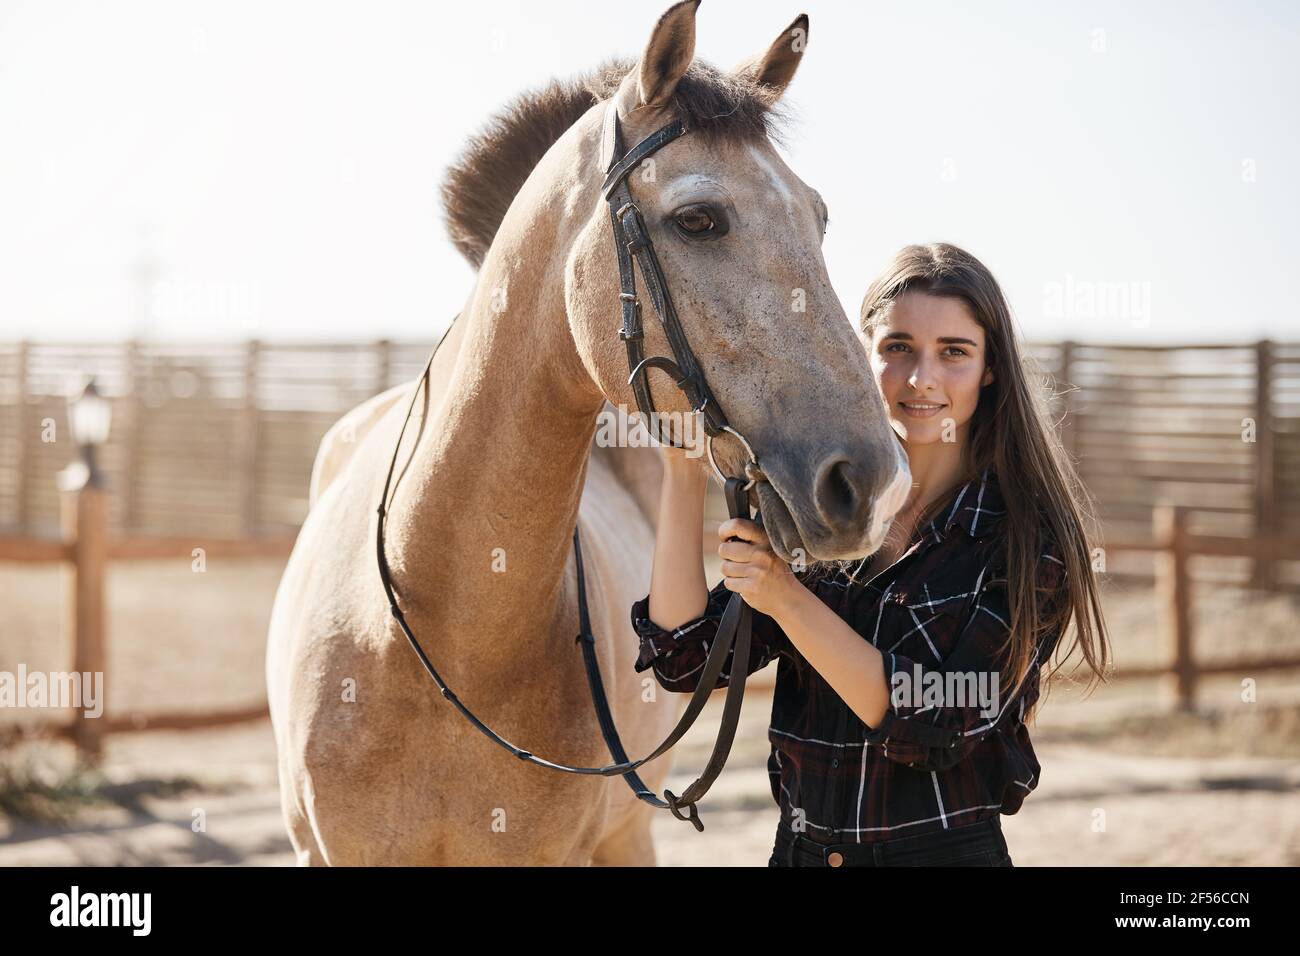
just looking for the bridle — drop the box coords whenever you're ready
[600,101,762,488]
[375,100,766,831]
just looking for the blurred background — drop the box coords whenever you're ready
[1,0,1298,865]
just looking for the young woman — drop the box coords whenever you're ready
[630,242,1110,867]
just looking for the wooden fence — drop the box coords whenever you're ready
[1104,504,1300,710]
[3,339,1298,572]
[1044,339,1300,589]
[2,338,1300,752]
[0,339,434,539]
[5,496,1294,757]
[0,486,294,756]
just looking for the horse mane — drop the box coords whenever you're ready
[440,58,788,269]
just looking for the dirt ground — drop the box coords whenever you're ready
[2,561,1299,865]
[2,676,1298,866]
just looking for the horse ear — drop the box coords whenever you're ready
[733,13,809,98]
[636,0,700,108]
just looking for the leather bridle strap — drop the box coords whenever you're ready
[600,117,687,200]
[375,104,766,832]
[573,479,756,830]
[376,320,756,829]
[587,104,761,825]
[602,109,728,447]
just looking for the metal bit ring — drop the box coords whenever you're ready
[706,425,759,492]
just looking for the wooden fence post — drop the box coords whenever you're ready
[375,338,391,394]
[15,340,30,533]
[1154,503,1195,711]
[60,476,107,761]
[1058,339,1077,461]
[238,340,261,535]
[122,339,142,532]
[1252,339,1275,589]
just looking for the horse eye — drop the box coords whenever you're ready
[674,205,716,235]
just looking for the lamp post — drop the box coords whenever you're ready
[63,376,112,488]
[58,375,111,762]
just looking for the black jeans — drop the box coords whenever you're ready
[768,816,1013,867]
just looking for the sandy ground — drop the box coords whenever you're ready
[2,677,1298,866]
[2,560,1299,865]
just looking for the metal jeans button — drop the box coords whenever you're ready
[827,851,844,867]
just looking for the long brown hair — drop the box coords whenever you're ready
[856,242,1111,721]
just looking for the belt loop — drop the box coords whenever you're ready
[786,829,800,867]
[872,843,885,865]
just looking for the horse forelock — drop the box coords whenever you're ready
[439,57,790,270]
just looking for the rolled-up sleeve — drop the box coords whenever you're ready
[863,544,1067,771]
[630,577,791,693]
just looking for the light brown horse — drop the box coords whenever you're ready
[266,0,910,866]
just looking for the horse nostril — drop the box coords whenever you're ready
[814,457,864,527]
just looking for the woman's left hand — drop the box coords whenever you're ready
[716,517,804,618]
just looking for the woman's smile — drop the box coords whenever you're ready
[898,399,947,418]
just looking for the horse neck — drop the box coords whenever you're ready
[384,157,606,651]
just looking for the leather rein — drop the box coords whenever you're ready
[375,101,765,831]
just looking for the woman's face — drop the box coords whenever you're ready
[865,290,994,446]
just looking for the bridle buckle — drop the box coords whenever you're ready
[664,789,705,832]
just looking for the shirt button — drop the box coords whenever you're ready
[827,852,844,867]
[831,758,840,769]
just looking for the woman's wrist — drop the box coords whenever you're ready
[662,456,709,489]
[768,572,813,626]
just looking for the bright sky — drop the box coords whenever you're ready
[1,0,1295,344]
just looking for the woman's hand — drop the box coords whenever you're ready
[716,517,804,619]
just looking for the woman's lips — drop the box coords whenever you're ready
[898,401,947,419]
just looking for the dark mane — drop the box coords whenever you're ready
[440,58,789,268]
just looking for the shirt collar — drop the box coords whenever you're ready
[921,465,1007,543]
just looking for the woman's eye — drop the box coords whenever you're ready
[945,347,969,357]
[674,205,716,235]
[885,342,909,353]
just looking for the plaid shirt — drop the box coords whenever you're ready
[630,466,1067,843]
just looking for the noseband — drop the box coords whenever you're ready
[375,102,767,832]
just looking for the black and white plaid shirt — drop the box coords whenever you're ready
[630,466,1067,843]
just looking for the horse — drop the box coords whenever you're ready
[266,0,910,866]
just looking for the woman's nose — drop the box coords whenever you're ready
[907,354,939,392]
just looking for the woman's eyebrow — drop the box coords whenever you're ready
[880,331,980,347]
